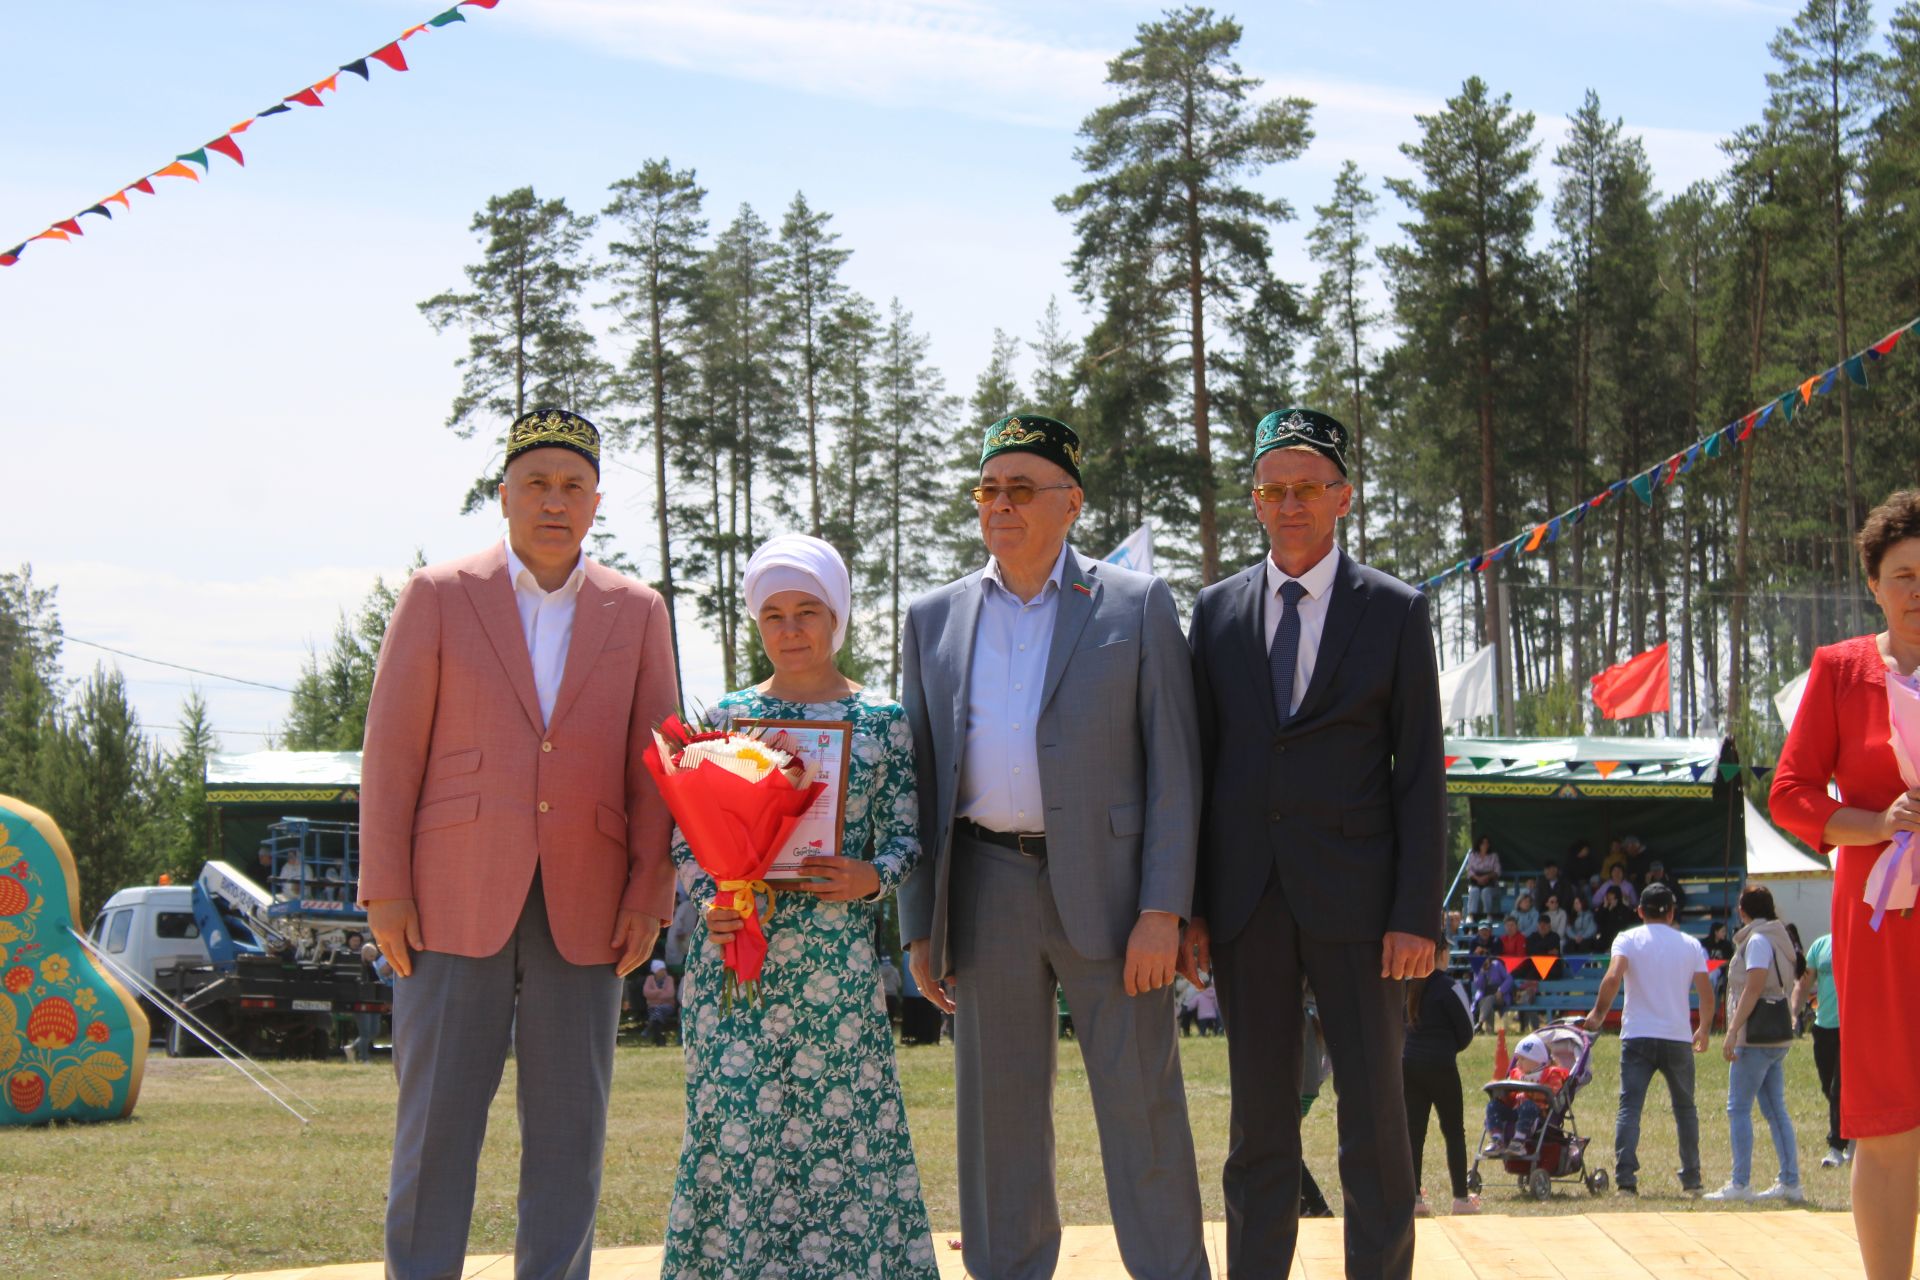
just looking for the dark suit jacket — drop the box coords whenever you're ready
[1189,549,1446,945]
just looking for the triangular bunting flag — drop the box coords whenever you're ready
[1469,757,1493,770]
[1752,764,1773,782]
[80,203,111,220]
[1498,758,1516,768]
[1708,958,1726,972]
[153,161,200,181]
[0,247,19,267]
[1818,368,1838,395]
[429,6,467,24]
[1567,504,1587,529]
[1546,516,1563,544]
[1594,761,1621,779]
[31,229,69,242]
[1779,391,1797,422]
[1502,956,1528,973]
[461,0,502,7]
[370,41,409,71]
[176,148,210,170]
[104,190,130,210]
[53,218,83,236]
[400,22,430,39]
[1469,554,1487,573]
[1845,354,1868,387]
[1719,763,1741,781]
[1630,473,1654,505]
[313,74,340,96]
[1690,763,1709,781]
[1706,428,1728,458]
[1873,329,1904,356]
[1444,755,1460,768]
[1525,524,1548,552]
[207,135,245,166]
[1800,374,1819,403]
[229,119,254,134]
[131,178,155,195]
[340,58,372,80]
[1532,956,1557,979]
[257,103,292,117]
[285,87,325,109]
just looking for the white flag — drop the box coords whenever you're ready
[1773,668,1810,731]
[1437,644,1497,725]
[1105,522,1154,575]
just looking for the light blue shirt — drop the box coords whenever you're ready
[958,543,1068,834]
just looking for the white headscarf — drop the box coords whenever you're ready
[743,533,852,654]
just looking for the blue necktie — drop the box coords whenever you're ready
[1270,580,1308,723]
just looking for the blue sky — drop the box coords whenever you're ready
[0,0,1806,749]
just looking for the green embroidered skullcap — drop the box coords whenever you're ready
[506,406,601,474]
[980,413,1083,483]
[1254,407,1349,475]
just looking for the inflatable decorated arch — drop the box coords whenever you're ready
[1,795,148,1123]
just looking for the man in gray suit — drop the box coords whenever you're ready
[899,413,1208,1280]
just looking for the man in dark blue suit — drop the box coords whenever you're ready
[1180,408,1446,1280]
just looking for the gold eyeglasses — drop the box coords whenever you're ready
[1252,480,1348,505]
[969,483,1077,506]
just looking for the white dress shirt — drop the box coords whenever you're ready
[1262,544,1341,718]
[505,541,586,727]
[957,543,1068,834]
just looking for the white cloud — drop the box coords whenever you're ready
[509,0,1113,127]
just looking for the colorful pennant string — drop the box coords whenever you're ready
[1416,314,1920,592]
[0,1,499,270]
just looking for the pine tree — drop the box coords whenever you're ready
[779,193,852,538]
[36,666,164,917]
[604,159,709,707]
[1057,6,1313,584]
[1384,77,1543,730]
[872,301,954,694]
[419,187,609,512]
[1305,161,1379,558]
[1768,0,1881,624]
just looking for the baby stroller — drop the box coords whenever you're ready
[1466,1020,1608,1202]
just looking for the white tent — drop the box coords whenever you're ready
[1743,795,1833,941]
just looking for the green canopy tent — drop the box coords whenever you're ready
[1445,735,1745,916]
[204,750,363,871]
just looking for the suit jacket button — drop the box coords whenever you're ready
[542,741,553,752]
[538,801,550,813]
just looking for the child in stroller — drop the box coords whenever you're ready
[1469,1021,1609,1200]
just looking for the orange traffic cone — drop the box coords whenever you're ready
[1492,1025,1509,1080]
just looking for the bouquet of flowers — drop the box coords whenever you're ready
[1868,668,1920,930]
[642,714,824,1003]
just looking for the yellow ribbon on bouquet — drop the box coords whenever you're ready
[713,878,776,924]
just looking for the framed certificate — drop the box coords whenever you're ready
[734,719,853,881]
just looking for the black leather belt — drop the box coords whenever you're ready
[958,818,1047,859]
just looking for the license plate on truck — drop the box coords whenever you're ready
[292,999,332,1012]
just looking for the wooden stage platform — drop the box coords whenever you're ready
[176,1210,1904,1280]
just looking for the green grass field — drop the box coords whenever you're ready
[0,1027,1850,1280]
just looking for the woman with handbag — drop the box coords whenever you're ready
[1706,883,1804,1203]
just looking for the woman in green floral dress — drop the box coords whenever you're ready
[662,534,938,1279]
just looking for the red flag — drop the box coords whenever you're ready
[207,135,246,166]
[370,41,409,71]
[1590,642,1671,720]
[54,218,83,237]
[131,178,155,195]
[285,86,325,108]
[1501,956,1528,973]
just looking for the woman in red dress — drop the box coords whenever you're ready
[1772,490,1920,1280]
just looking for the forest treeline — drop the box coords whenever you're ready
[7,1,1918,906]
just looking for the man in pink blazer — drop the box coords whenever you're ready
[359,407,678,1280]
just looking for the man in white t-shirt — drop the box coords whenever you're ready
[1583,882,1716,1195]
